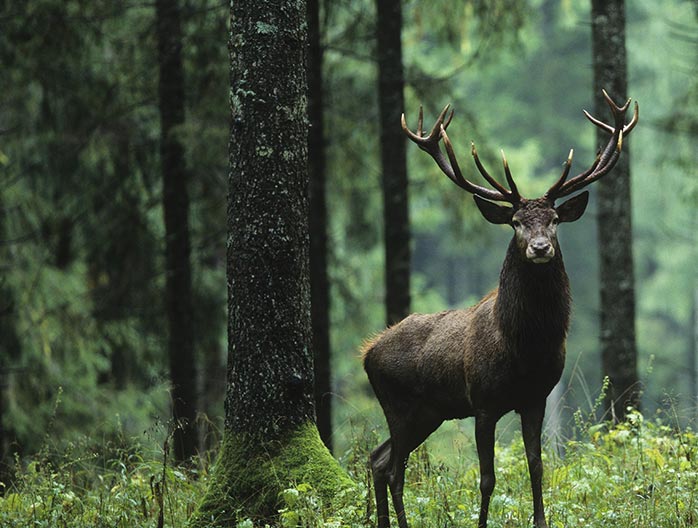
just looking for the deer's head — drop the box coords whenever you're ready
[402,90,639,264]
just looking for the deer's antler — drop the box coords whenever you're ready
[546,89,639,200]
[401,105,520,204]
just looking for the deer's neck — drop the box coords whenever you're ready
[495,239,571,352]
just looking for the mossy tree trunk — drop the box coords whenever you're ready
[591,0,640,422]
[156,0,199,461]
[376,0,411,327]
[191,1,352,524]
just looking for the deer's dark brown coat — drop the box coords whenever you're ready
[364,92,638,528]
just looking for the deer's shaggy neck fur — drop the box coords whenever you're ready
[496,238,571,356]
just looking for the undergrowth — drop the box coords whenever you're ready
[0,433,210,528]
[1,409,696,527]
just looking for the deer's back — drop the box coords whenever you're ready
[362,298,500,419]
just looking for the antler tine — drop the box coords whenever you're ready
[442,107,454,130]
[401,104,452,146]
[470,143,512,197]
[550,151,603,198]
[439,127,469,188]
[426,104,454,139]
[500,149,520,201]
[548,91,639,200]
[562,130,624,195]
[603,88,630,114]
[417,105,424,137]
[544,149,574,200]
[582,100,638,136]
[441,127,508,202]
[401,105,461,190]
[402,104,513,203]
[401,106,422,143]
[417,105,424,136]
[624,101,639,134]
[471,143,507,194]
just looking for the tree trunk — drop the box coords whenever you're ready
[307,0,333,453]
[376,0,411,326]
[156,0,198,462]
[591,0,640,422]
[0,194,20,489]
[0,364,6,491]
[690,286,697,422]
[190,1,352,523]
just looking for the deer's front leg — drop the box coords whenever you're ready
[475,413,497,528]
[521,403,548,528]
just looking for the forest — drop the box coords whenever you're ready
[1,0,697,527]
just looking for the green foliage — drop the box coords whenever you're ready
[2,412,696,527]
[549,411,698,527]
[372,411,698,528]
[0,0,229,464]
[0,434,207,527]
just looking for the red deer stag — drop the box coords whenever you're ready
[363,90,638,528]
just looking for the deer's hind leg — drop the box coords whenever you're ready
[371,406,442,528]
[370,439,392,528]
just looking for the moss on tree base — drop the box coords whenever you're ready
[189,422,355,527]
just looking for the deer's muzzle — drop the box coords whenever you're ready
[527,238,555,263]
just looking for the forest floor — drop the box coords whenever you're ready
[1,409,696,527]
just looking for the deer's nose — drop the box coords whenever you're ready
[526,238,555,263]
[531,239,552,255]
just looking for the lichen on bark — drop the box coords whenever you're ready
[190,1,356,525]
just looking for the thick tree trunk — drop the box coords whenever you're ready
[224,6,315,436]
[376,0,411,326]
[156,0,198,461]
[307,0,333,453]
[591,0,640,422]
[191,1,352,523]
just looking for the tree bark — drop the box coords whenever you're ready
[376,0,411,326]
[591,0,640,421]
[156,0,198,461]
[190,1,352,523]
[224,7,315,437]
[690,286,697,422]
[307,0,333,453]
[0,192,20,489]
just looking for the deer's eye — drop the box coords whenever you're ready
[551,217,559,226]
[512,220,522,229]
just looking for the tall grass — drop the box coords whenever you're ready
[1,408,696,527]
[0,425,209,527]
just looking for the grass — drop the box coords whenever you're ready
[0,434,209,528]
[398,411,697,527]
[1,410,696,527]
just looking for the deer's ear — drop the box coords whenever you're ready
[473,195,513,225]
[556,191,589,223]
